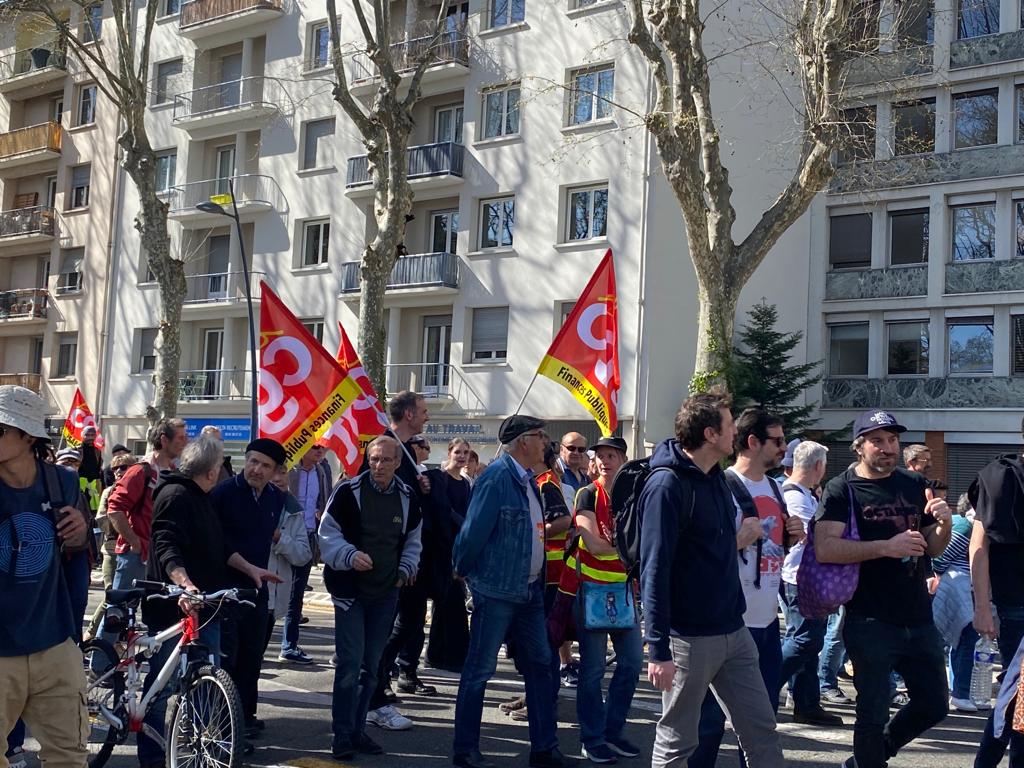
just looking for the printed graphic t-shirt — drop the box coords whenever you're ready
[728,468,785,629]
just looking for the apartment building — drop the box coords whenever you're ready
[0,3,119,438]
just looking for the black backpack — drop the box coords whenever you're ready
[608,457,693,574]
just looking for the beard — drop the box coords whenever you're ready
[865,453,897,474]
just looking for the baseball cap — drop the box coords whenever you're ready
[0,385,49,439]
[781,438,801,468]
[853,410,907,439]
[55,448,82,463]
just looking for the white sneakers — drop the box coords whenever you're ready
[951,697,978,712]
[366,705,413,731]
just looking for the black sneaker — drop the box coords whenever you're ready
[529,748,566,768]
[355,732,384,755]
[559,663,579,688]
[606,736,641,758]
[793,707,844,726]
[331,738,355,760]
[396,671,437,696]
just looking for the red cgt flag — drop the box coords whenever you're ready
[537,249,620,436]
[62,387,105,450]
[317,323,390,477]
[258,282,363,466]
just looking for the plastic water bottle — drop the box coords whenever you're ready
[971,636,999,708]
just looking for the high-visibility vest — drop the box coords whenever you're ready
[565,483,627,584]
[537,470,568,586]
[80,476,101,513]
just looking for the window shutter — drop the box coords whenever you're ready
[1014,316,1024,375]
[60,248,84,274]
[72,166,91,188]
[472,307,509,358]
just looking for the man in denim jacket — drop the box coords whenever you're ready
[452,415,563,768]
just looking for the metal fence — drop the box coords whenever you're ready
[0,206,56,239]
[340,251,459,292]
[346,142,464,186]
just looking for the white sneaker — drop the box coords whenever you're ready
[366,704,413,731]
[951,697,978,712]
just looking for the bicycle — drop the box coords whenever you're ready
[81,580,257,768]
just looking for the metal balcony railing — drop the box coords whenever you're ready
[340,251,459,292]
[346,142,464,187]
[0,122,62,160]
[178,368,252,401]
[179,0,282,28]
[167,174,283,213]
[0,43,68,82]
[385,362,487,414]
[349,28,469,83]
[0,288,48,319]
[0,206,57,239]
[183,270,264,305]
[172,76,283,121]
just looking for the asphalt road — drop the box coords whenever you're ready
[70,567,988,768]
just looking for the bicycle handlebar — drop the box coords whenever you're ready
[134,580,257,607]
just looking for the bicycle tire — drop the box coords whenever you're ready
[166,664,244,768]
[81,638,125,768]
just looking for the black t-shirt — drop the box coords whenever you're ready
[972,455,1024,606]
[817,467,935,627]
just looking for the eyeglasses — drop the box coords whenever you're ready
[561,444,587,453]
[417,444,431,451]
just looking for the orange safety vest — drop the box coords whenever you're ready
[537,470,568,587]
[564,483,627,586]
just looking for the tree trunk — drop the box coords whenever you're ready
[690,265,740,393]
[358,246,393,398]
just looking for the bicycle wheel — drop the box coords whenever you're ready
[166,664,243,768]
[81,638,125,768]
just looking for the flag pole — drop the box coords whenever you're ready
[492,367,542,460]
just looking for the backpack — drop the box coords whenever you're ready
[796,477,861,619]
[723,472,787,589]
[608,457,693,574]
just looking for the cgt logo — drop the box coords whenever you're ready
[259,334,312,434]
[576,295,618,408]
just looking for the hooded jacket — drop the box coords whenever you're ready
[638,438,746,662]
[266,492,313,617]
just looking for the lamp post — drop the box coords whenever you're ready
[196,176,259,440]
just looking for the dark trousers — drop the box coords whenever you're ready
[369,578,429,709]
[221,593,270,724]
[975,605,1024,768]
[779,582,828,712]
[282,532,316,653]
[427,580,470,672]
[844,614,948,768]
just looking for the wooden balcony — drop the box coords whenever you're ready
[179,0,283,40]
[0,123,62,177]
[0,373,42,393]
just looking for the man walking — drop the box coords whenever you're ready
[452,416,563,768]
[639,389,785,768]
[815,410,950,768]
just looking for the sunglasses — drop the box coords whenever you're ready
[764,436,787,447]
[561,445,587,453]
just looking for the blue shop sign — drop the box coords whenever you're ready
[185,418,251,442]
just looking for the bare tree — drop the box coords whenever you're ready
[325,0,451,394]
[2,0,183,423]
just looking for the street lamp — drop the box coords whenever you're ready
[196,176,259,441]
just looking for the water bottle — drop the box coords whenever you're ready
[971,636,999,708]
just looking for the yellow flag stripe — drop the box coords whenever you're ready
[279,375,365,466]
[537,355,613,437]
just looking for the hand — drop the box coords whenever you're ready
[352,551,374,571]
[925,488,951,525]
[247,566,283,587]
[417,475,431,494]
[974,603,998,639]
[927,575,940,596]
[884,530,926,559]
[177,581,199,618]
[648,660,676,693]
[737,517,763,549]
[127,535,144,555]
[784,515,806,544]
[272,529,281,543]
[56,506,87,548]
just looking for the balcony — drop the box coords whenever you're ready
[0,43,68,94]
[182,270,264,310]
[172,77,283,136]
[0,288,48,329]
[385,363,486,414]
[179,0,283,40]
[0,205,57,251]
[346,142,463,198]
[0,373,42,393]
[823,376,1024,410]
[167,174,284,224]
[0,123,62,177]
[178,368,252,401]
[348,29,470,97]
[339,251,459,295]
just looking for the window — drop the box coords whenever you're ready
[890,209,929,265]
[850,0,881,52]
[948,319,994,374]
[302,118,335,170]
[30,337,44,376]
[46,177,57,208]
[569,65,614,126]
[471,307,509,362]
[959,0,998,38]
[1013,316,1024,375]
[482,85,520,139]
[52,97,64,124]
[566,184,608,241]
[838,106,876,163]
[887,321,929,375]
[57,249,84,294]
[479,197,515,249]
[302,219,330,266]
[489,0,525,28]
[155,150,177,193]
[435,105,464,144]
[896,0,934,44]
[1015,202,1024,258]
[154,59,183,105]
[302,319,325,344]
[308,23,331,70]
[82,4,102,42]
[136,328,158,373]
[162,0,180,16]
[893,99,935,155]
[559,301,577,327]
[76,84,97,126]
[952,203,996,260]
[55,333,78,378]
[829,324,869,376]
[1016,86,1024,143]
[829,213,872,269]
[954,89,998,149]
[69,165,91,209]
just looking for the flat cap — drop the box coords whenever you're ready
[499,415,546,445]
[590,436,627,454]
[245,438,287,467]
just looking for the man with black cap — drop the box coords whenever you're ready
[815,410,951,768]
[452,414,563,768]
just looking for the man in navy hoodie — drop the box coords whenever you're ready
[638,388,785,768]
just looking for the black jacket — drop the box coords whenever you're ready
[970,453,1024,544]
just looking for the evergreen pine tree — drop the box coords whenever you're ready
[729,300,823,435]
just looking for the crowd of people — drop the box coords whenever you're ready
[3,381,1024,768]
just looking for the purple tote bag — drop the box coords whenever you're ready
[796,481,860,620]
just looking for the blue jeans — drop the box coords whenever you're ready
[950,623,979,701]
[331,590,399,744]
[819,608,847,692]
[281,531,315,653]
[975,604,1024,768]
[689,621,782,768]
[576,621,643,749]
[844,614,948,768]
[453,581,558,756]
[779,582,827,712]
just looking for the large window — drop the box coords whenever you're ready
[829,213,872,269]
[489,0,525,28]
[838,106,876,163]
[308,23,330,70]
[69,165,91,209]
[154,59,184,105]
[959,0,998,38]
[896,0,934,44]
[155,150,177,193]
[954,89,999,149]
[57,249,84,295]
[302,219,330,266]
[566,184,608,241]
[479,197,515,249]
[56,333,78,378]
[76,84,97,126]
[829,324,869,376]
[302,118,335,170]
[948,319,994,374]
[890,209,929,265]
[471,307,509,362]
[887,321,929,375]
[569,65,614,126]
[952,203,996,260]
[893,99,936,155]
[482,84,520,139]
